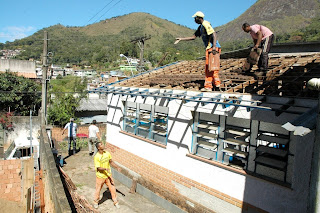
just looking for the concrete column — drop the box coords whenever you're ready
[309,93,320,213]
[247,119,259,172]
[217,115,226,162]
[191,111,199,154]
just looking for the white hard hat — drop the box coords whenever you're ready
[192,11,205,18]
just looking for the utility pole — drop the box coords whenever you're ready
[131,35,151,70]
[41,31,48,126]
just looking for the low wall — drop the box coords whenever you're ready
[40,127,71,213]
[51,123,106,142]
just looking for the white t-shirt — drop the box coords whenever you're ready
[89,125,100,138]
[64,122,77,137]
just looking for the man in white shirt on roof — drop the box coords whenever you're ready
[88,120,101,156]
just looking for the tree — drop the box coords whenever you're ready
[0,72,41,115]
[47,76,87,126]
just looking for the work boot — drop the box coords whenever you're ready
[214,86,221,91]
[200,88,212,92]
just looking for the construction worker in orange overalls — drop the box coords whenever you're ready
[175,11,221,92]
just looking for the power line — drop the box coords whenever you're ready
[93,0,124,24]
[0,90,88,94]
[87,0,116,24]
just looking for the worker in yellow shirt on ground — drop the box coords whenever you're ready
[175,11,221,92]
[93,142,121,209]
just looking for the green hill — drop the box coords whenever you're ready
[2,12,203,68]
[2,0,320,67]
[216,0,320,44]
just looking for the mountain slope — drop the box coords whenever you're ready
[3,13,203,66]
[216,0,320,42]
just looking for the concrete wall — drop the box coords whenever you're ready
[6,116,41,145]
[40,128,71,213]
[51,123,106,142]
[0,59,35,73]
[105,90,315,213]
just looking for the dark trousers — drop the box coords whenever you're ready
[68,137,77,154]
[258,34,274,71]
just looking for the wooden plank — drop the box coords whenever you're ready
[197,131,218,140]
[225,129,250,137]
[154,122,167,127]
[139,118,150,123]
[124,115,135,119]
[137,125,149,130]
[222,147,248,158]
[197,124,218,131]
[125,122,136,127]
[198,140,217,150]
[152,130,167,136]
[223,138,248,146]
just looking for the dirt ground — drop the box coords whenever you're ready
[62,149,169,213]
[0,199,25,212]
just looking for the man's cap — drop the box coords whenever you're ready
[192,11,205,18]
[70,118,74,122]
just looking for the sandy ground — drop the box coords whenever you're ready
[0,199,25,212]
[62,150,169,213]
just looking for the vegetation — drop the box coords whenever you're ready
[1,13,203,70]
[0,72,41,115]
[47,76,87,126]
[220,16,320,52]
[215,0,320,42]
[0,111,13,130]
[1,9,319,66]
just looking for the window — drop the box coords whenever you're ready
[123,102,169,145]
[191,112,293,184]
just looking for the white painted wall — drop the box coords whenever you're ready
[106,89,314,212]
[0,59,35,73]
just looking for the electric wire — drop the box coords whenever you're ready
[87,0,116,24]
[93,0,123,24]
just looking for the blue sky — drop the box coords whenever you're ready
[0,0,257,43]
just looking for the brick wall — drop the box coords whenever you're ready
[106,143,266,213]
[51,124,106,142]
[0,159,21,202]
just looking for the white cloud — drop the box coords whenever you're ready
[0,26,36,43]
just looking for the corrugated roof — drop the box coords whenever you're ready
[77,98,108,111]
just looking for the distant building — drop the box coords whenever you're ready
[74,70,97,78]
[0,49,24,59]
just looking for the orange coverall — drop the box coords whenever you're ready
[205,47,221,89]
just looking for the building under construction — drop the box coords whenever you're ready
[2,43,320,212]
[92,43,320,212]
